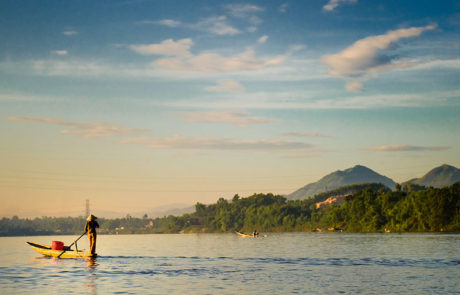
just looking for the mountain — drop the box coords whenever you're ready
[146,204,195,218]
[404,164,460,188]
[286,165,396,200]
[130,203,195,219]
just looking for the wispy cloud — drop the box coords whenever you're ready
[62,30,77,36]
[10,52,457,82]
[345,80,364,92]
[410,58,460,70]
[139,19,181,27]
[163,89,460,110]
[0,54,318,82]
[6,116,145,138]
[0,93,58,103]
[322,24,437,91]
[223,4,264,32]
[154,47,292,72]
[258,35,269,44]
[51,50,68,56]
[180,110,275,128]
[31,60,123,77]
[120,134,313,152]
[205,80,244,92]
[194,16,240,35]
[282,132,326,137]
[141,16,239,35]
[323,0,358,12]
[130,39,193,57]
[279,3,288,13]
[224,4,264,18]
[128,35,284,73]
[366,144,450,152]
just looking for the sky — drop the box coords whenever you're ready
[1,0,459,218]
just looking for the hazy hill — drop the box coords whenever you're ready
[286,165,396,200]
[147,205,195,218]
[404,164,460,188]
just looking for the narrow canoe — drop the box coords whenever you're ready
[236,231,256,237]
[27,242,96,259]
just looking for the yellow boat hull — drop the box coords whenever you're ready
[236,231,256,237]
[27,242,96,259]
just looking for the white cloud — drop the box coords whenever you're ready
[155,48,287,72]
[180,110,275,128]
[120,134,313,152]
[6,116,144,138]
[163,89,460,110]
[410,58,460,70]
[323,24,437,77]
[130,38,193,57]
[141,16,239,36]
[345,80,363,92]
[282,132,326,137]
[223,4,264,32]
[322,24,437,90]
[21,55,457,81]
[205,80,244,92]
[323,0,357,12]
[258,35,269,44]
[366,144,450,152]
[224,4,265,18]
[154,19,181,27]
[51,50,68,56]
[31,60,121,77]
[62,30,77,36]
[15,57,285,79]
[194,16,240,35]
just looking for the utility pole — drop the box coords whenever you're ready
[85,199,90,217]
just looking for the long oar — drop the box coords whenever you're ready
[57,231,86,258]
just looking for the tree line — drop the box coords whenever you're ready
[1,182,459,236]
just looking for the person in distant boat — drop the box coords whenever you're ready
[253,229,259,237]
[84,214,99,254]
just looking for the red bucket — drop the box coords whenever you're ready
[51,241,64,250]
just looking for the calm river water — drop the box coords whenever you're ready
[0,233,459,294]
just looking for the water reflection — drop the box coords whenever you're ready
[86,257,98,295]
[86,257,98,269]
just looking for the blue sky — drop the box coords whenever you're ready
[1,0,459,217]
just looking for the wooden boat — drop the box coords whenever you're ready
[236,231,257,237]
[27,242,96,259]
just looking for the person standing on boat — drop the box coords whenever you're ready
[84,214,99,254]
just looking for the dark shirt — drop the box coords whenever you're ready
[85,220,99,234]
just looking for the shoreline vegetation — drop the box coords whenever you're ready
[2,182,459,236]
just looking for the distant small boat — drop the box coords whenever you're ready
[27,242,96,259]
[236,231,257,237]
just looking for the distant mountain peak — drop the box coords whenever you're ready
[346,165,373,172]
[350,164,367,169]
[405,164,460,188]
[286,164,460,201]
[286,165,395,200]
[438,164,457,170]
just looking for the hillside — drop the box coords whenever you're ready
[286,165,396,200]
[404,164,460,188]
[4,182,459,235]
